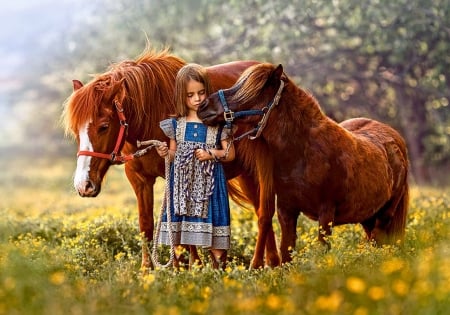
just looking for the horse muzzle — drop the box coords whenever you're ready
[75,179,100,197]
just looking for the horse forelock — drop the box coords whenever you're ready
[232,64,274,106]
[63,77,105,137]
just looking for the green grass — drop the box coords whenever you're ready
[0,158,449,314]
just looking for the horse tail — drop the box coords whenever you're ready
[386,136,409,244]
[386,180,409,244]
[385,130,410,244]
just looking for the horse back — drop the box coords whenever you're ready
[340,117,409,191]
[341,118,407,158]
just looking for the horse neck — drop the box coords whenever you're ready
[267,85,325,143]
[117,56,182,144]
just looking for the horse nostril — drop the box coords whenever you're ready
[78,180,96,196]
[85,180,96,192]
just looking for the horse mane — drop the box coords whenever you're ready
[232,63,274,105]
[234,63,325,129]
[63,48,186,137]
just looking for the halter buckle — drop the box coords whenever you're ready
[224,110,235,122]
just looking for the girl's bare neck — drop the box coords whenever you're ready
[185,111,202,123]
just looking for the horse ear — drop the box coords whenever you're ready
[72,80,83,91]
[111,78,126,105]
[273,64,284,80]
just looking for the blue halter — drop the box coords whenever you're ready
[217,79,285,140]
[218,89,265,129]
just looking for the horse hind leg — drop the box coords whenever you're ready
[277,207,300,264]
[316,206,335,250]
[367,184,409,245]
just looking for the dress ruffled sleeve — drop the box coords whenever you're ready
[159,118,176,139]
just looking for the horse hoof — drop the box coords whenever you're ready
[250,259,265,269]
[267,254,281,268]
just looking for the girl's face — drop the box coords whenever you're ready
[185,79,207,113]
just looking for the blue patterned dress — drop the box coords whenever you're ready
[158,117,231,249]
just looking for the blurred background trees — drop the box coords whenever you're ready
[1,0,448,184]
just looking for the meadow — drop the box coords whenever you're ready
[0,157,449,315]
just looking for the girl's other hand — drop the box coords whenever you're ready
[156,142,168,157]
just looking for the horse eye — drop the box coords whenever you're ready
[98,124,109,133]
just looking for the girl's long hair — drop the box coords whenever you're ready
[174,63,212,117]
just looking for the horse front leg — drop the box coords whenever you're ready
[125,163,157,270]
[265,227,280,267]
[236,173,280,268]
[251,193,276,269]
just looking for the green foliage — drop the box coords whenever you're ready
[0,158,449,314]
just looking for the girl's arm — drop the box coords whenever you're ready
[209,138,235,162]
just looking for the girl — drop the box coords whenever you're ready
[156,63,235,270]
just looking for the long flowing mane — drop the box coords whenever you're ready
[63,48,186,136]
[232,64,272,104]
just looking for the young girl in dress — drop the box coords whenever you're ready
[156,63,235,269]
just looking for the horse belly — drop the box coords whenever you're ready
[334,177,393,224]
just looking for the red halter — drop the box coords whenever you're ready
[77,100,134,164]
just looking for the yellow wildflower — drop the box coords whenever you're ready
[49,271,65,286]
[392,279,409,296]
[266,294,282,310]
[141,273,155,290]
[354,307,369,315]
[315,290,343,311]
[368,286,385,301]
[380,257,405,275]
[346,276,366,294]
[201,286,212,299]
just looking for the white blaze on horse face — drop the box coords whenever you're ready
[74,122,93,191]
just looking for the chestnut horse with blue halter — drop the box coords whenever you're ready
[198,63,409,264]
[62,49,281,269]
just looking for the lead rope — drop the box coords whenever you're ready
[137,140,175,269]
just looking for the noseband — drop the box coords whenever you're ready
[77,100,148,164]
[218,80,285,140]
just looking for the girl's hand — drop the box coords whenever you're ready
[156,142,169,158]
[195,148,212,161]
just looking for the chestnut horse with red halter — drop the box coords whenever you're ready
[198,63,409,264]
[62,49,280,269]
